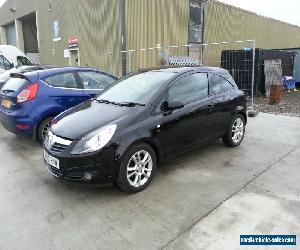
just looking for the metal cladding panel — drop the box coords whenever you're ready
[202,0,300,68]
[0,0,39,25]
[125,0,189,71]
[37,0,120,75]
[5,23,16,46]
[204,0,300,47]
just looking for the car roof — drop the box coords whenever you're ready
[137,66,230,75]
[22,66,114,79]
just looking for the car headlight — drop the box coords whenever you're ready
[71,124,117,155]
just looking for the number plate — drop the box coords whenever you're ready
[43,150,60,169]
[1,99,11,108]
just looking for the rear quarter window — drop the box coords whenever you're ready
[43,73,78,88]
[78,71,115,90]
[1,77,30,92]
[208,73,234,95]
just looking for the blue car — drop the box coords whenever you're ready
[0,67,117,141]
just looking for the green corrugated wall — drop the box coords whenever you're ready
[203,0,300,66]
[0,0,120,74]
[125,0,189,71]
[205,0,300,48]
[37,0,120,75]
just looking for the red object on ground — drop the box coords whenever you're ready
[269,85,283,105]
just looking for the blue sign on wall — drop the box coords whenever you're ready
[53,20,61,41]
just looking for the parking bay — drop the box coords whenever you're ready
[0,113,299,249]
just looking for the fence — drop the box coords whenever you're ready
[108,39,256,107]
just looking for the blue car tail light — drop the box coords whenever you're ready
[17,82,39,103]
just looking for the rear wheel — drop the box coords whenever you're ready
[222,114,245,147]
[117,143,156,193]
[37,117,54,143]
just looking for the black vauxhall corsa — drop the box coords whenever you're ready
[43,66,247,193]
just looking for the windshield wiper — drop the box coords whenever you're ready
[95,99,145,107]
[2,89,15,94]
[94,99,119,105]
[118,102,145,107]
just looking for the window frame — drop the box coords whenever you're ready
[188,0,204,44]
[166,72,209,105]
[208,73,235,96]
[42,72,82,90]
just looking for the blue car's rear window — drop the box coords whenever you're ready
[1,77,30,93]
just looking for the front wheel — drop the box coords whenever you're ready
[222,114,245,147]
[117,143,157,193]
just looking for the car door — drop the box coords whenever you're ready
[76,71,116,99]
[157,72,217,157]
[208,72,237,137]
[42,72,86,111]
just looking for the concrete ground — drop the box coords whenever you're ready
[0,113,299,250]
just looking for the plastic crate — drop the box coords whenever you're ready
[283,76,295,90]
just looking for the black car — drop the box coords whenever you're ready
[43,66,247,193]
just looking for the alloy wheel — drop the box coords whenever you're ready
[231,117,244,144]
[127,150,153,188]
[42,121,51,140]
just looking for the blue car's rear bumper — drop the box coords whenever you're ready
[0,106,37,137]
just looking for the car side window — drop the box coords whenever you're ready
[0,55,12,70]
[78,71,115,90]
[17,56,32,66]
[209,73,234,95]
[44,73,78,88]
[168,73,208,104]
[0,56,5,70]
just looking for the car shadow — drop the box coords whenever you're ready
[157,139,225,173]
[41,139,227,198]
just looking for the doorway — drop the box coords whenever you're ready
[69,48,80,66]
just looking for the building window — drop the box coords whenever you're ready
[189,0,204,43]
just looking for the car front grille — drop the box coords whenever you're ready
[44,131,72,153]
[51,142,69,152]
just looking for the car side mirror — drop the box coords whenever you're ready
[165,99,184,111]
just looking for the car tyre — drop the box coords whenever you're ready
[222,114,245,147]
[37,117,54,143]
[117,142,157,193]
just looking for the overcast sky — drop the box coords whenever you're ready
[218,0,300,26]
[0,0,299,26]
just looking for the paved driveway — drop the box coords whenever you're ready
[0,113,299,250]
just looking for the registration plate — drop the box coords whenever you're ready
[1,99,11,108]
[44,150,60,169]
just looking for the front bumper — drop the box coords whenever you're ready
[43,145,120,183]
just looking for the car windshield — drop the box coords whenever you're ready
[1,77,30,92]
[96,71,175,104]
